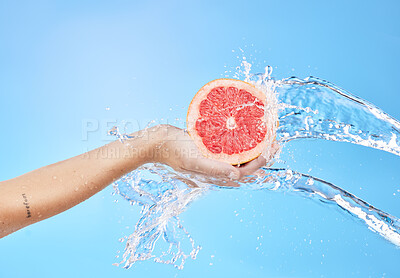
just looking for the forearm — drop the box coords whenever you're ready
[0,124,268,238]
[0,127,160,238]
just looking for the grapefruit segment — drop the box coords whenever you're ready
[187,78,274,165]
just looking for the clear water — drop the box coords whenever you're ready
[111,62,400,269]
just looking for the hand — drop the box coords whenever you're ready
[149,125,279,181]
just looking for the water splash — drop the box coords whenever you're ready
[112,164,204,269]
[275,76,400,155]
[252,168,400,247]
[111,61,400,269]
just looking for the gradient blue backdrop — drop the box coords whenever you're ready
[1,1,399,277]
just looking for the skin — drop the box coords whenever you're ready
[0,124,277,239]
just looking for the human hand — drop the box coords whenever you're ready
[149,125,279,181]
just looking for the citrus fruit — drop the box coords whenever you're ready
[187,78,275,165]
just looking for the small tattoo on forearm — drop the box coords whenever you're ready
[22,193,31,218]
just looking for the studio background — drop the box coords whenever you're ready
[1,1,399,277]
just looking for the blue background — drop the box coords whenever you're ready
[1,0,399,277]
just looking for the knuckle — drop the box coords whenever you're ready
[208,167,217,176]
[180,159,193,171]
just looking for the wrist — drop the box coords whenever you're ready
[124,124,171,165]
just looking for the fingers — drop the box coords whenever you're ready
[264,140,281,167]
[197,175,241,188]
[269,140,280,158]
[180,155,267,181]
[181,156,241,180]
[163,128,278,182]
[236,156,267,178]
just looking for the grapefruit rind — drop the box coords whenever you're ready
[186,78,276,165]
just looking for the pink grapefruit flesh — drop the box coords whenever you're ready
[187,78,270,165]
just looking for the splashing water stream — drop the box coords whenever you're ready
[111,62,400,269]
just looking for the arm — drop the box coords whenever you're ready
[0,126,155,238]
[0,125,271,238]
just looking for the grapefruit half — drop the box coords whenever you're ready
[187,78,275,165]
